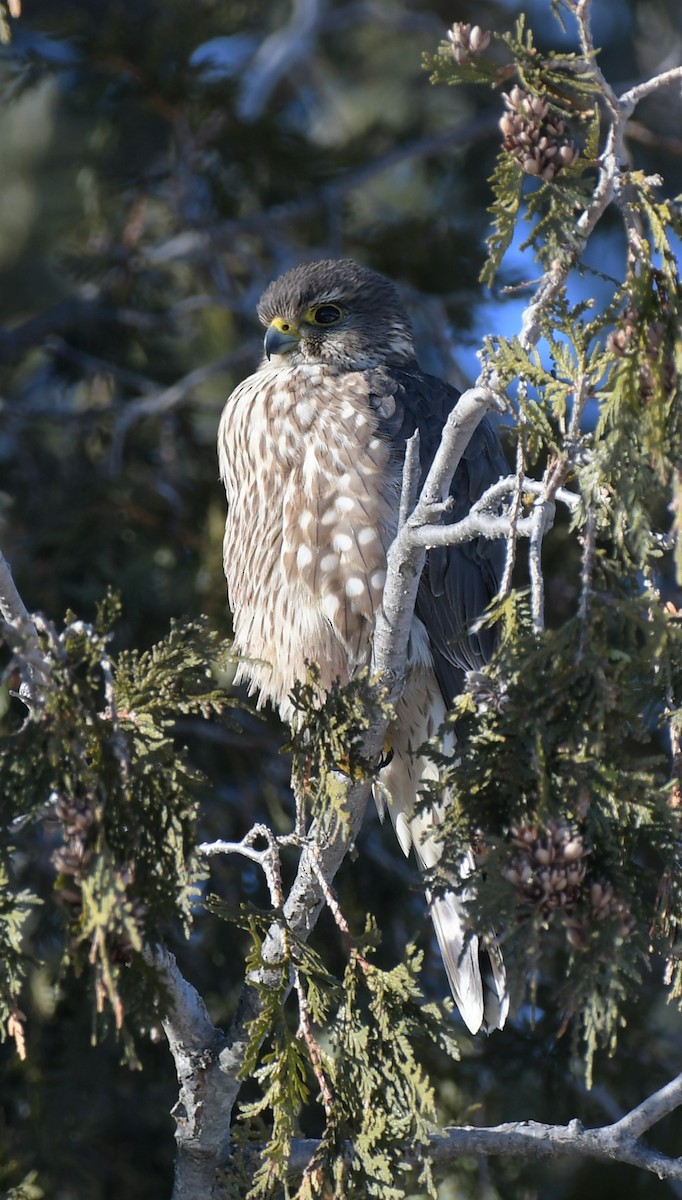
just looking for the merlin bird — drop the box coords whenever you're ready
[218,258,508,1033]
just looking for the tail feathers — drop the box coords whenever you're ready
[374,663,508,1034]
[478,934,509,1032]
[411,808,509,1034]
[429,890,508,1035]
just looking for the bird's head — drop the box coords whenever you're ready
[257,259,417,371]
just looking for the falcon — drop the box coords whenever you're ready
[218,258,508,1033]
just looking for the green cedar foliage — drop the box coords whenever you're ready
[426,15,602,284]
[2,4,682,1197]
[0,599,230,1060]
[288,665,391,833]
[214,897,457,1200]
[312,936,458,1200]
[419,6,682,1087]
[434,587,682,1084]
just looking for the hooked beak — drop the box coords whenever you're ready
[264,317,301,359]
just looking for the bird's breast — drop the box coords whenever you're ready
[218,364,400,713]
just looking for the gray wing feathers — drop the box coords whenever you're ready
[369,365,509,1033]
[371,367,508,702]
[418,396,508,698]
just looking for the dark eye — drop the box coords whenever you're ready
[312,304,342,325]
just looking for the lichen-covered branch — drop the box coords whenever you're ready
[165,781,377,1197]
[145,946,238,1200]
[373,384,502,704]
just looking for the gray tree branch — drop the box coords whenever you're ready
[145,946,237,1200]
[287,1076,682,1179]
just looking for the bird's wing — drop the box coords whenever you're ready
[367,365,509,1032]
[368,367,508,703]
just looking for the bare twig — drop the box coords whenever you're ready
[528,497,550,634]
[109,348,255,472]
[294,969,334,1114]
[478,476,579,513]
[409,473,578,550]
[398,431,421,530]
[619,66,682,113]
[575,0,620,120]
[412,512,535,548]
[576,504,597,661]
[500,438,526,598]
[606,1071,682,1141]
[200,826,284,909]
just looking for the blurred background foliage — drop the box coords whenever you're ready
[1,1,682,1198]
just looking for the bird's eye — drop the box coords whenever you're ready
[311,304,342,326]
